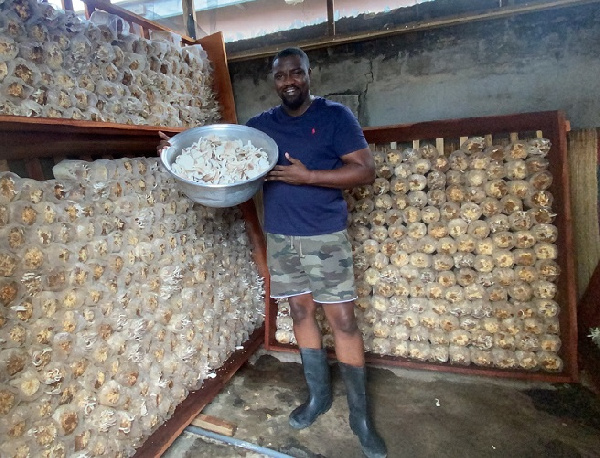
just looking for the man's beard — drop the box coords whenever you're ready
[280,91,306,111]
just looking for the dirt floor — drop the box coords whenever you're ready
[163,349,600,458]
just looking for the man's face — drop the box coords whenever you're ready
[272,55,311,111]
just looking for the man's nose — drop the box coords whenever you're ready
[281,72,295,83]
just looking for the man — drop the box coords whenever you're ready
[246,47,387,458]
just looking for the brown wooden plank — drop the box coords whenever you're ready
[546,111,579,382]
[25,158,45,180]
[579,262,600,331]
[578,337,600,395]
[198,32,238,124]
[239,199,278,349]
[363,111,566,144]
[133,325,265,458]
[0,115,183,161]
[267,343,575,384]
[579,262,600,394]
[227,0,600,63]
[265,298,280,350]
[0,159,8,172]
[326,0,335,36]
[567,129,600,298]
[363,352,575,383]
[0,115,183,135]
[239,199,268,281]
[190,414,236,436]
[182,0,197,40]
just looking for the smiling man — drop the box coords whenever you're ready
[246,47,387,458]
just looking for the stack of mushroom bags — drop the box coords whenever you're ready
[0,158,266,457]
[276,136,563,374]
[0,0,220,127]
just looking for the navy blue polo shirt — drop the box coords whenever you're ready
[247,97,368,236]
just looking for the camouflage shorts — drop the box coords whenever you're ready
[266,230,357,304]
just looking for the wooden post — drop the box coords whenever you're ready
[84,1,93,19]
[327,0,335,36]
[197,32,237,124]
[182,0,197,40]
[567,129,600,298]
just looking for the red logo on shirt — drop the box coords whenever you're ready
[311,128,316,134]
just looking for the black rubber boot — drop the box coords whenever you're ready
[339,362,387,458]
[289,348,333,429]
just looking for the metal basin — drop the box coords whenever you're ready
[160,124,278,207]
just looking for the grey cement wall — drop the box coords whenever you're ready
[229,4,600,129]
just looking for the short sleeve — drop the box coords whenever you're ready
[332,105,368,157]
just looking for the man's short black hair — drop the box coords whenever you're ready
[272,47,310,70]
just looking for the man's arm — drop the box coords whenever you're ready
[265,148,375,189]
[156,131,172,155]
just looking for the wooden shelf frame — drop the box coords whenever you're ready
[264,110,578,384]
[0,21,266,456]
[0,29,237,178]
[81,0,237,125]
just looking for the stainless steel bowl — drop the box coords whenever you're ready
[160,124,278,208]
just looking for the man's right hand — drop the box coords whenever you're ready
[157,131,172,156]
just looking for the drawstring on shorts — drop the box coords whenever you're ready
[290,236,305,258]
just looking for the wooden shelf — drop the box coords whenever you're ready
[0,115,184,161]
[265,110,578,384]
[0,30,237,175]
[0,27,266,457]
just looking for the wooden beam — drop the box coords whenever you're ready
[0,115,183,161]
[578,262,600,394]
[198,32,238,124]
[24,158,45,180]
[227,0,600,62]
[578,337,600,395]
[567,129,600,299]
[182,0,197,40]
[579,262,600,332]
[239,198,276,351]
[327,0,335,37]
[267,342,577,384]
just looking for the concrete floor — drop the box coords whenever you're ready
[163,349,600,458]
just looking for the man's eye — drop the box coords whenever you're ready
[292,71,304,77]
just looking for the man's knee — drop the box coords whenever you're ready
[289,295,316,323]
[330,313,360,336]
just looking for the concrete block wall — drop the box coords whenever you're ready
[229,3,600,130]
